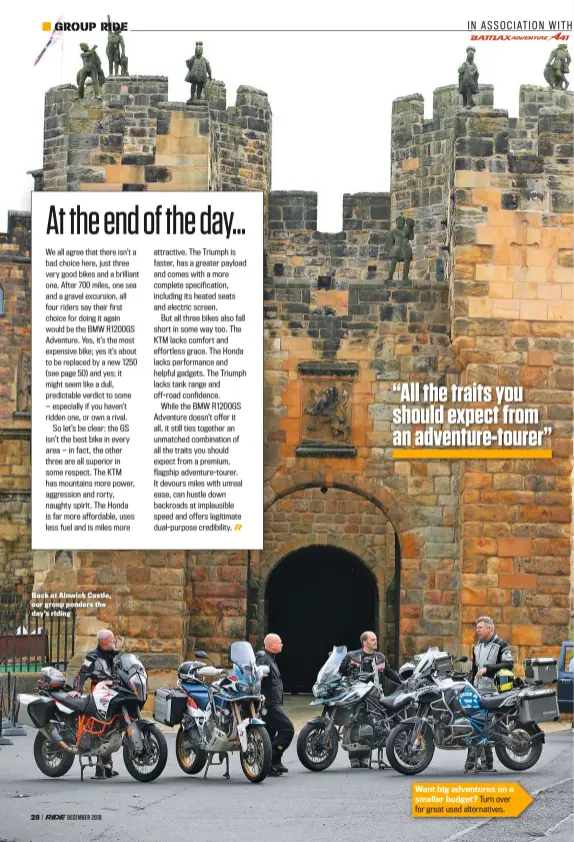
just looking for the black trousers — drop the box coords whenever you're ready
[466,745,493,767]
[264,705,294,763]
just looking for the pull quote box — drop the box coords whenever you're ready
[32,192,263,550]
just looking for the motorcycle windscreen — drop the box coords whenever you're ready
[118,653,144,672]
[118,653,147,701]
[231,641,258,691]
[412,647,440,680]
[315,645,347,685]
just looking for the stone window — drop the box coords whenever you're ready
[274,263,284,276]
[317,275,332,290]
[0,285,4,316]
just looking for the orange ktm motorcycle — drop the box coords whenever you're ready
[17,655,167,781]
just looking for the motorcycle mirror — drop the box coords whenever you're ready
[195,650,207,659]
[458,656,469,663]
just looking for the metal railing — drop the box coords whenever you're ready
[0,594,76,672]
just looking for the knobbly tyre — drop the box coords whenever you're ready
[385,647,559,776]
[296,645,417,772]
[17,656,168,781]
[154,641,272,783]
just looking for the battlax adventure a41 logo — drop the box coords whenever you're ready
[470,32,569,41]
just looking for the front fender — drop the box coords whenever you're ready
[306,716,329,727]
[237,718,266,752]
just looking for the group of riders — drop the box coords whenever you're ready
[71,615,513,778]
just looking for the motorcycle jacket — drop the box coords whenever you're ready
[255,650,284,707]
[339,649,401,685]
[471,634,513,692]
[73,645,117,692]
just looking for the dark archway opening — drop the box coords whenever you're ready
[265,545,378,693]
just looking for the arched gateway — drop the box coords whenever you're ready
[247,486,401,691]
[265,545,379,693]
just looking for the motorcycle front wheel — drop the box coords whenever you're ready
[385,721,435,776]
[495,722,543,771]
[239,726,272,783]
[123,723,168,782]
[296,721,339,771]
[33,732,75,777]
[175,725,208,775]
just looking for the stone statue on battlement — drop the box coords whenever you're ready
[458,47,479,108]
[544,44,570,89]
[106,16,128,76]
[386,215,414,282]
[185,41,212,103]
[77,44,105,99]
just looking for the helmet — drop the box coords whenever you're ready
[398,662,415,681]
[494,669,515,693]
[38,666,66,690]
[177,661,203,682]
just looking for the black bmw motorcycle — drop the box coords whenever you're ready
[18,655,168,782]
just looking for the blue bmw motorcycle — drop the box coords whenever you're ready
[385,647,558,775]
[170,642,272,782]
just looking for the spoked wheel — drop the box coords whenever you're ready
[296,722,339,771]
[495,723,543,771]
[123,724,168,782]
[385,721,435,776]
[175,726,208,775]
[33,732,75,778]
[239,726,272,783]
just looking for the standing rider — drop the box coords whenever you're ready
[70,629,120,778]
[466,616,514,772]
[339,631,401,768]
[256,634,295,777]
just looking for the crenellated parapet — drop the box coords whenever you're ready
[42,77,271,198]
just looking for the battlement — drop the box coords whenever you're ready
[266,192,391,286]
[0,211,31,261]
[42,76,271,195]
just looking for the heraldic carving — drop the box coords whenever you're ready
[303,383,351,442]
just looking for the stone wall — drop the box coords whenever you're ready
[448,86,574,666]
[0,212,32,598]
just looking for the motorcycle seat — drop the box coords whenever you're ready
[51,691,91,712]
[479,691,518,710]
[379,690,405,708]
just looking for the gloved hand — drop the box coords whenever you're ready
[67,691,81,697]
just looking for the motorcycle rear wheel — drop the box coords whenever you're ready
[175,726,208,775]
[33,732,75,778]
[296,721,339,771]
[385,721,435,776]
[123,723,168,782]
[495,722,543,771]
[239,726,272,783]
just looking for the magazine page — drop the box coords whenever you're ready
[0,2,572,840]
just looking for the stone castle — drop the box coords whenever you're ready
[0,67,572,689]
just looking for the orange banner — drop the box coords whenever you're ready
[394,448,552,460]
[412,781,533,818]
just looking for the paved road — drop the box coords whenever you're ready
[0,728,572,842]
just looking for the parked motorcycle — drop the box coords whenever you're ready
[154,641,272,783]
[17,656,168,781]
[296,645,415,771]
[385,647,559,775]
